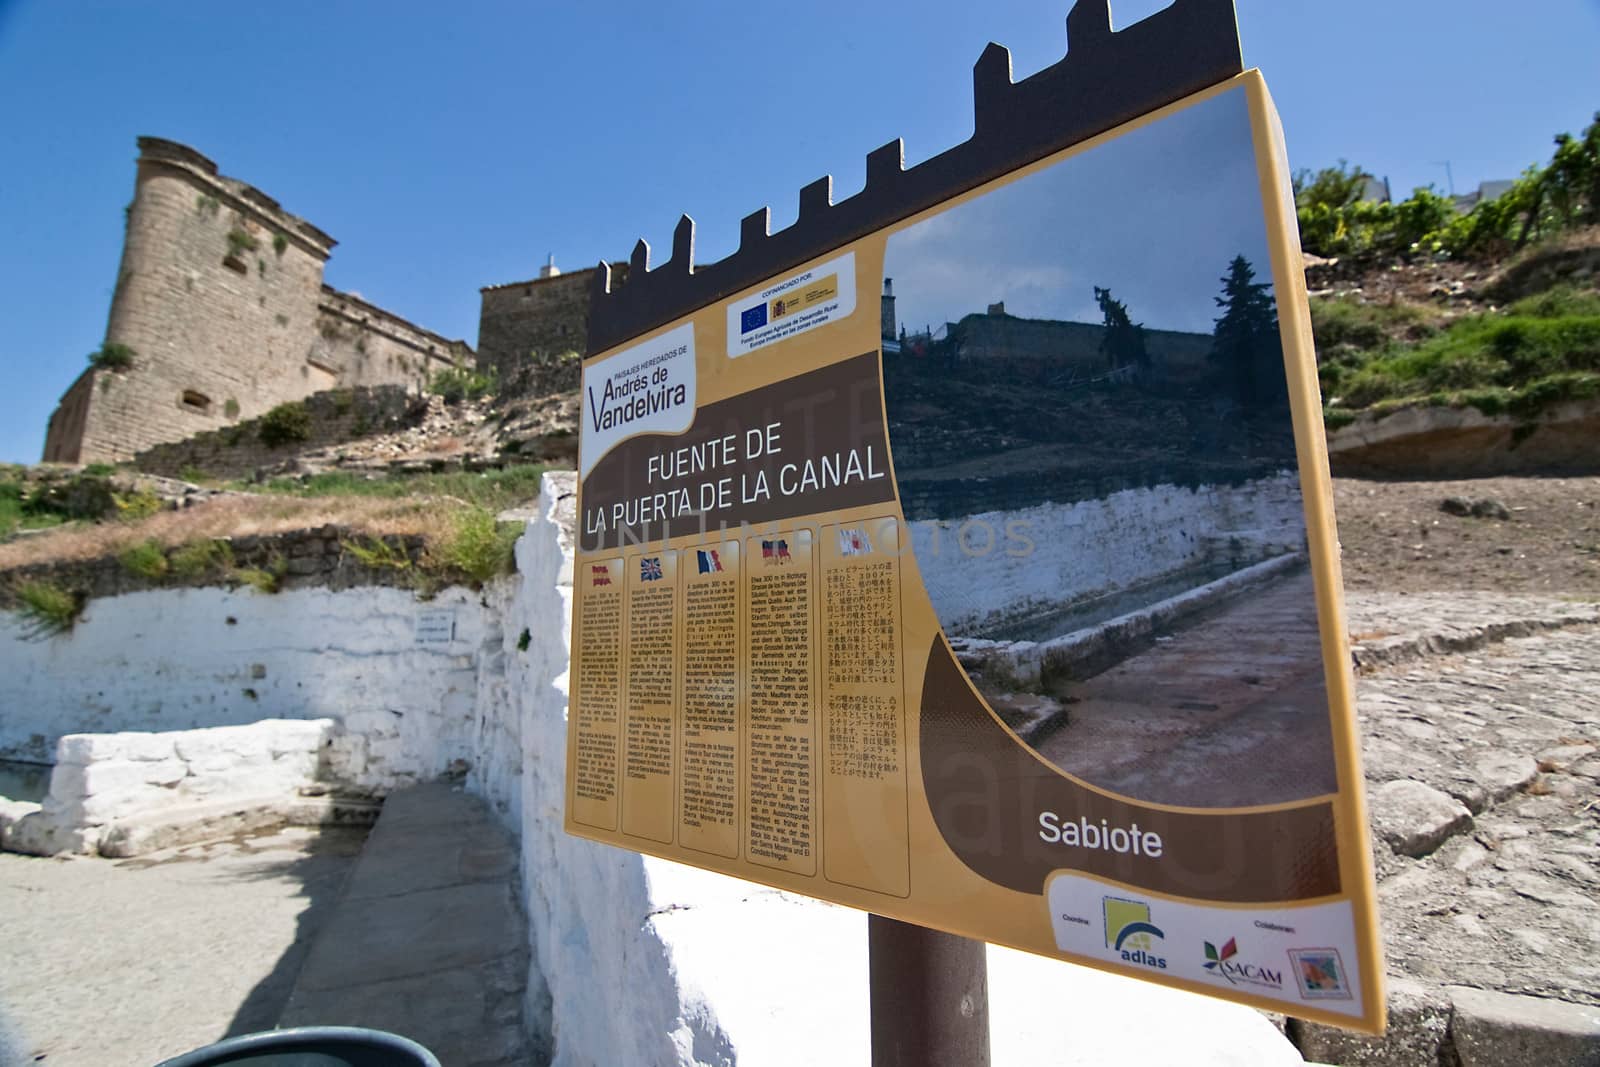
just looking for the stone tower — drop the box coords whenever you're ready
[44,137,469,464]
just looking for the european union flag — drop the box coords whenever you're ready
[740,303,768,334]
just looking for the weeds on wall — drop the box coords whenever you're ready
[88,343,136,371]
[273,232,288,256]
[169,538,234,579]
[224,398,241,420]
[10,581,85,638]
[195,194,220,217]
[226,228,259,257]
[342,535,412,571]
[234,553,287,594]
[117,538,169,580]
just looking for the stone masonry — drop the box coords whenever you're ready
[43,138,470,465]
[476,261,627,396]
[130,384,429,480]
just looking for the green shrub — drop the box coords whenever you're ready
[88,342,136,371]
[432,507,519,584]
[118,538,169,579]
[12,581,84,637]
[170,538,234,578]
[224,397,241,419]
[1322,407,1358,431]
[427,367,498,404]
[27,474,118,522]
[1338,305,1600,412]
[259,402,312,447]
[1311,298,1440,352]
[179,466,211,484]
[113,490,164,522]
[82,463,116,477]
[273,232,288,256]
[1507,285,1600,321]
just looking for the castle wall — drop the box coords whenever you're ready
[46,138,470,465]
[42,370,96,464]
[477,267,620,396]
[314,287,467,391]
[75,140,335,463]
[130,384,427,480]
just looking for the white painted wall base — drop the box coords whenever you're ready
[3,719,381,857]
[0,471,1310,1064]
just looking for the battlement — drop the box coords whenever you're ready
[136,136,337,260]
[588,0,1242,354]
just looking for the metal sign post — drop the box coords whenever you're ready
[869,916,990,1067]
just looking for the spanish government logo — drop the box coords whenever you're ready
[1287,948,1352,1000]
[1102,896,1166,970]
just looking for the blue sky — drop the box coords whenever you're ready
[1,0,1596,463]
[886,87,1267,335]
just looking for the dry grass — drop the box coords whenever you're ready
[0,494,453,572]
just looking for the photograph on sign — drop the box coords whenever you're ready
[884,86,1333,809]
[566,11,1384,1034]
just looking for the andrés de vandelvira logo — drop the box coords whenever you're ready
[1103,896,1166,970]
[1202,937,1284,990]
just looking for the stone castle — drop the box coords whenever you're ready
[42,137,603,465]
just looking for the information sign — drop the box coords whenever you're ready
[566,0,1384,1033]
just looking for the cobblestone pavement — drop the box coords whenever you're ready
[0,826,364,1067]
[1352,618,1600,1006]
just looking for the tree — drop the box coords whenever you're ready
[1211,255,1283,408]
[1094,286,1149,374]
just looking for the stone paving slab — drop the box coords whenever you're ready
[1346,591,1600,672]
[278,782,533,1067]
[1292,595,1600,1066]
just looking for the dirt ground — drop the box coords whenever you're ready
[1332,475,1600,595]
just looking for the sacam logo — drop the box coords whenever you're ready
[1202,936,1284,989]
[1102,896,1167,970]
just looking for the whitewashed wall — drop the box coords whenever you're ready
[0,471,1306,1066]
[6,719,345,857]
[490,473,1303,1067]
[0,583,492,785]
[911,472,1307,636]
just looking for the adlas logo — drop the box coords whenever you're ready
[1103,896,1166,970]
[1202,937,1284,990]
